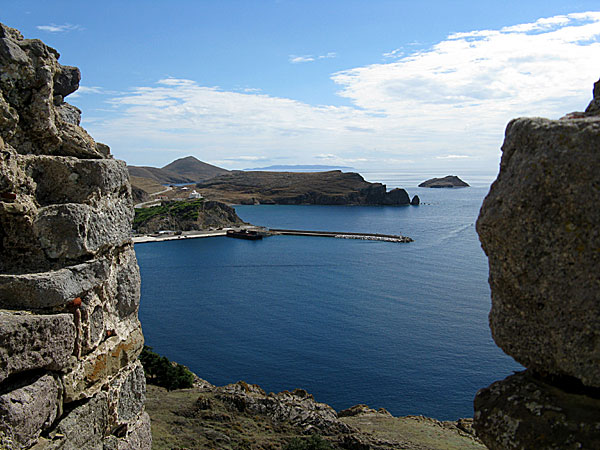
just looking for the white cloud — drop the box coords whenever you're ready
[436,155,470,160]
[89,12,600,171]
[37,23,82,33]
[289,55,315,63]
[289,52,337,63]
[383,48,404,58]
[68,85,105,99]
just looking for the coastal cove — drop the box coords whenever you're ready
[136,184,522,420]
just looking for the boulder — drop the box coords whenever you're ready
[410,195,420,205]
[477,116,600,386]
[474,370,600,450]
[0,373,62,449]
[0,312,75,382]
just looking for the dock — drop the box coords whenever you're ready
[268,228,413,243]
[132,227,412,244]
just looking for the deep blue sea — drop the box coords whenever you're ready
[136,172,521,420]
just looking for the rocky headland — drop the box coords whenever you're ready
[195,170,417,206]
[0,23,149,449]
[474,79,600,448]
[418,176,469,188]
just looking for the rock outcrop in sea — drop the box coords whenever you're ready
[0,23,150,449]
[474,79,600,448]
[418,175,469,188]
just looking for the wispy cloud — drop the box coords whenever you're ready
[383,48,404,58]
[289,55,315,63]
[436,155,470,160]
[36,23,83,33]
[289,52,337,64]
[89,12,600,170]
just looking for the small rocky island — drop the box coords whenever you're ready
[419,176,469,188]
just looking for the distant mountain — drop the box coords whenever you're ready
[244,164,355,172]
[162,156,229,181]
[128,156,229,185]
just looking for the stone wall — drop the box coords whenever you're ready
[474,80,600,448]
[0,24,150,449]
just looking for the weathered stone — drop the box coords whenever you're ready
[63,324,144,402]
[53,66,80,98]
[108,361,146,426]
[55,103,81,126]
[0,312,75,382]
[34,200,133,260]
[112,247,140,318]
[410,195,420,205]
[0,23,147,449]
[0,373,62,449]
[103,412,151,450]
[217,382,353,435]
[26,156,131,206]
[474,370,600,450]
[477,116,600,386]
[45,391,109,450]
[0,258,110,309]
[584,78,600,116]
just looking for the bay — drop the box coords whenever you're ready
[136,180,521,420]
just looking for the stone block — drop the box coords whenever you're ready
[108,360,146,426]
[45,391,109,450]
[103,412,151,450]
[0,373,62,449]
[0,258,109,309]
[34,200,133,260]
[26,156,130,206]
[477,117,600,386]
[63,324,144,402]
[474,370,600,450]
[0,312,75,382]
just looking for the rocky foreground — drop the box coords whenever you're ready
[146,378,485,450]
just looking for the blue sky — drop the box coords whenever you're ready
[2,1,600,174]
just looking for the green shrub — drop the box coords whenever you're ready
[139,346,195,390]
[283,434,333,450]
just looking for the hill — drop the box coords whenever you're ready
[128,156,229,185]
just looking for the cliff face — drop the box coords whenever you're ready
[474,80,600,448]
[0,24,150,449]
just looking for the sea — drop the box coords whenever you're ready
[135,170,522,420]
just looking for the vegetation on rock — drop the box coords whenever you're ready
[284,435,333,450]
[133,199,245,233]
[139,346,195,390]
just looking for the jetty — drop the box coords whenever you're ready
[268,228,412,243]
[133,227,412,244]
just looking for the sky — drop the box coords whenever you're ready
[2,1,600,175]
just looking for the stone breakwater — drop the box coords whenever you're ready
[0,24,150,449]
[474,79,600,448]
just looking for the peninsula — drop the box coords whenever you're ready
[129,157,418,206]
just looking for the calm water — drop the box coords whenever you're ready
[136,179,521,420]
